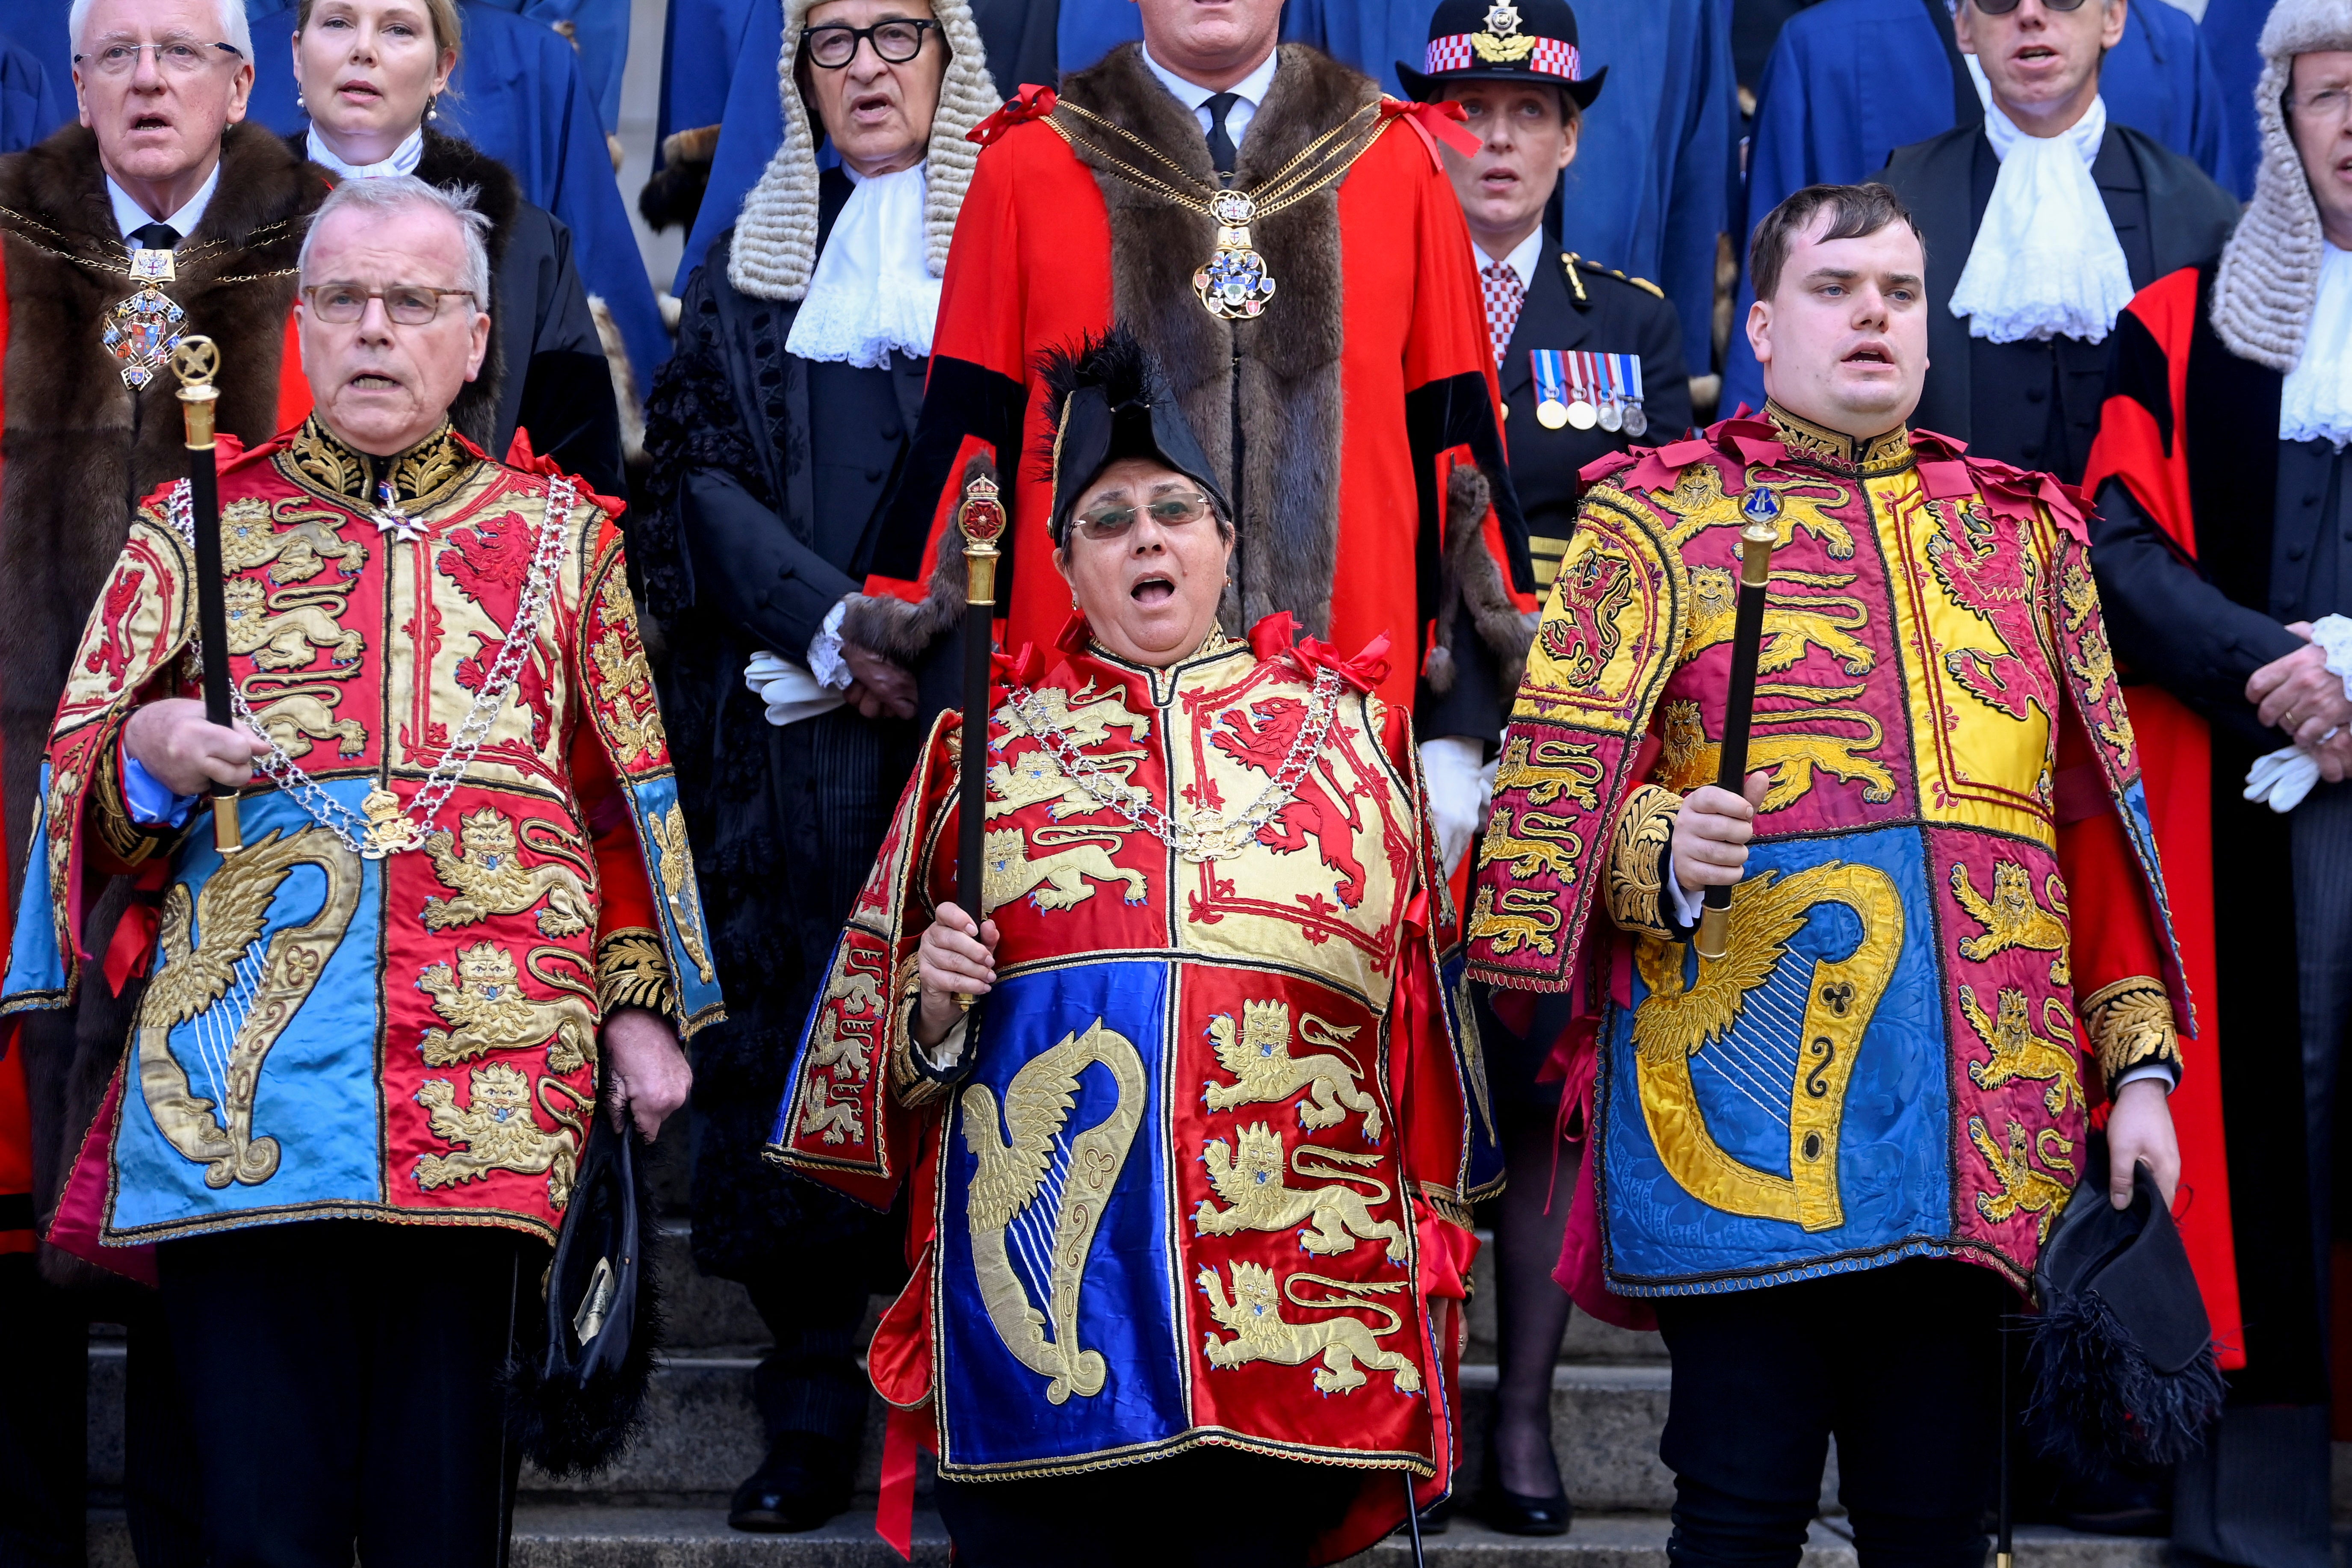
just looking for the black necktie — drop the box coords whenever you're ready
[1205,92,1240,177]
[127,221,180,252]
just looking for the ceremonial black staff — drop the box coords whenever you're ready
[171,336,242,855]
[953,454,1007,989]
[1693,486,1779,961]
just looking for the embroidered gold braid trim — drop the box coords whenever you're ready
[92,731,171,866]
[595,928,675,1018]
[1604,785,1682,941]
[888,955,958,1108]
[2078,976,2181,1085]
[1763,401,1914,475]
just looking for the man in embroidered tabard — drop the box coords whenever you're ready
[866,0,1529,875]
[0,175,720,1565]
[0,0,324,1558]
[2084,6,2352,1561]
[1466,181,2192,1563]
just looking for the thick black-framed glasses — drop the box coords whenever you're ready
[1964,0,2089,13]
[803,19,938,68]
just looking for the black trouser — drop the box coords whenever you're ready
[744,1271,873,1448]
[0,1255,83,1568]
[935,1447,1364,1568]
[1654,1260,2009,1568]
[156,1219,536,1568]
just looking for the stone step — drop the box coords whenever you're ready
[83,1506,2183,1567]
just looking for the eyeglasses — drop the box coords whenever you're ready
[1964,0,2090,14]
[803,19,938,68]
[2290,86,2352,123]
[1073,493,1214,542]
[301,283,477,325]
[76,40,245,76]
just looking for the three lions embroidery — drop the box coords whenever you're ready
[961,999,1417,1405]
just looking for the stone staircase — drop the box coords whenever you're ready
[80,1214,2227,1565]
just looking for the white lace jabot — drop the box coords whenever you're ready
[784,162,940,369]
[1949,94,2134,345]
[2281,244,2352,449]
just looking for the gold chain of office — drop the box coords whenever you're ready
[1046,98,1386,321]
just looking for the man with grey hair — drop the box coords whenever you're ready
[0,171,715,1565]
[0,0,323,1561]
[2087,4,2352,1563]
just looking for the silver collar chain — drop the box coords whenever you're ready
[168,472,575,859]
[1001,667,1347,863]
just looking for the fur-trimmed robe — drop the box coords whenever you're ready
[0,121,322,1282]
[868,44,1531,736]
[305,129,625,498]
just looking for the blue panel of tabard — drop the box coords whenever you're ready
[1599,825,1953,1293]
[108,785,387,1237]
[936,960,1185,1472]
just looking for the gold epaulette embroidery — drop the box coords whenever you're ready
[1566,252,1664,298]
[1604,784,1682,941]
[2077,976,2182,1085]
[594,927,675,1017]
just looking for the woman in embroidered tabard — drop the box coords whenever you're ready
[285,0,625,496]
[767,326,1501,1566]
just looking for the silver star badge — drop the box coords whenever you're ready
[371,483,423,543]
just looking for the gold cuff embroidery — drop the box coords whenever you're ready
[1605,785,1682,940]
[595,927,674,1018]
[887,956,959,1108]
[2078,976,2181,1086]
[92,725,173,866]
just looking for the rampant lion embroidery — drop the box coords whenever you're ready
[1195,1124,1405,1261]
[1203,998,1383,1142]
[221,578,363,670]
[1536,549,1636,689]
[417,942,599,1073]
[1968,1115,2076,1243]
[1196,1263,1423,1394]
[414,1062,591,1207]
[1958,984,2084,1115]
[1950,860,2069,984]
[421,808,595,937]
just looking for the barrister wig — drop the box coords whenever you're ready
[1037,325,1234,546]
[727,0,997,301]
[2210,0,2352,371]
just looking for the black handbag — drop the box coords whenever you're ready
[502,1121,664,1476]
[2024,1137,2225,1474]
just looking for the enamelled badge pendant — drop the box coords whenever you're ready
[369,478,424,544]
[1194,188,1277,320]
[104,246,186,391]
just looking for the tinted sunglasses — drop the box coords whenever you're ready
[1966,0,2092,12]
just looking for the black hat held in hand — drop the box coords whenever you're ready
[1038,325,1231,546]
[1398,0,1607,109]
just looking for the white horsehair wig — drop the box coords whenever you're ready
[69,0,254,66]
[298,174,493,316]
[728,0,998,301]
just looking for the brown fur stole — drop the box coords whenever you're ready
[1424,463,1538,694]
[406,129,520,452]
[0,121,323,1285]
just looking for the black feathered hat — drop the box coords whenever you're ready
[2024,1140,2225,1476]
[1398,0,1606,109]
[1038,325,1230,546]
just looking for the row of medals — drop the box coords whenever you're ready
[1528,387,1647,437]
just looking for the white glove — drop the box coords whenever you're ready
[2246,743,2322,814]
[2310,612,2352,700]
[744,650,845,728]
[1419,735,1490,877]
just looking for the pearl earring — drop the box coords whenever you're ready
[295,90,306,110]
[425,94,439,121]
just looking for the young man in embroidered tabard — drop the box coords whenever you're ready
[770,326,1499,1566]
[1403,0,1691,1535]
[0,0,326,1557]
[863,0,1529,880]
[1872,0,2238,486]
[1466,182,2190,1565]
[2084,6,2352,1561]
[0,176,719,1567]
[633,0,999,1534]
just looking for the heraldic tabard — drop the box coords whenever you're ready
[1465,405,2195,1297]
[768,614,1501,1554]
[2,418,724,1253]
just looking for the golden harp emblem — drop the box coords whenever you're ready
[135,827,363,1188]
[961,1019,1146,1404]
[1631,861,1902,1232]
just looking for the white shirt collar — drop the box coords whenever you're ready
[1473,228,1545,292]
[306,127,425,180]
[1139,44,1279,150]
[108,161,221,246]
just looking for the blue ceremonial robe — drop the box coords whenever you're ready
[0,33,62,152]
[2198,0,2266,201]
[656,0,759,149]
[673,0,785,297]
[1720,0,2241,418]
[471,0,631,139]
[245,0,669,384]
[2,5,71,146]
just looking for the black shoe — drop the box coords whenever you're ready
[2054,1470,2171,1538]
[727,1432,856,1533]
[1416,1492,1453,1536]
[1476,1481,1573,1536]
